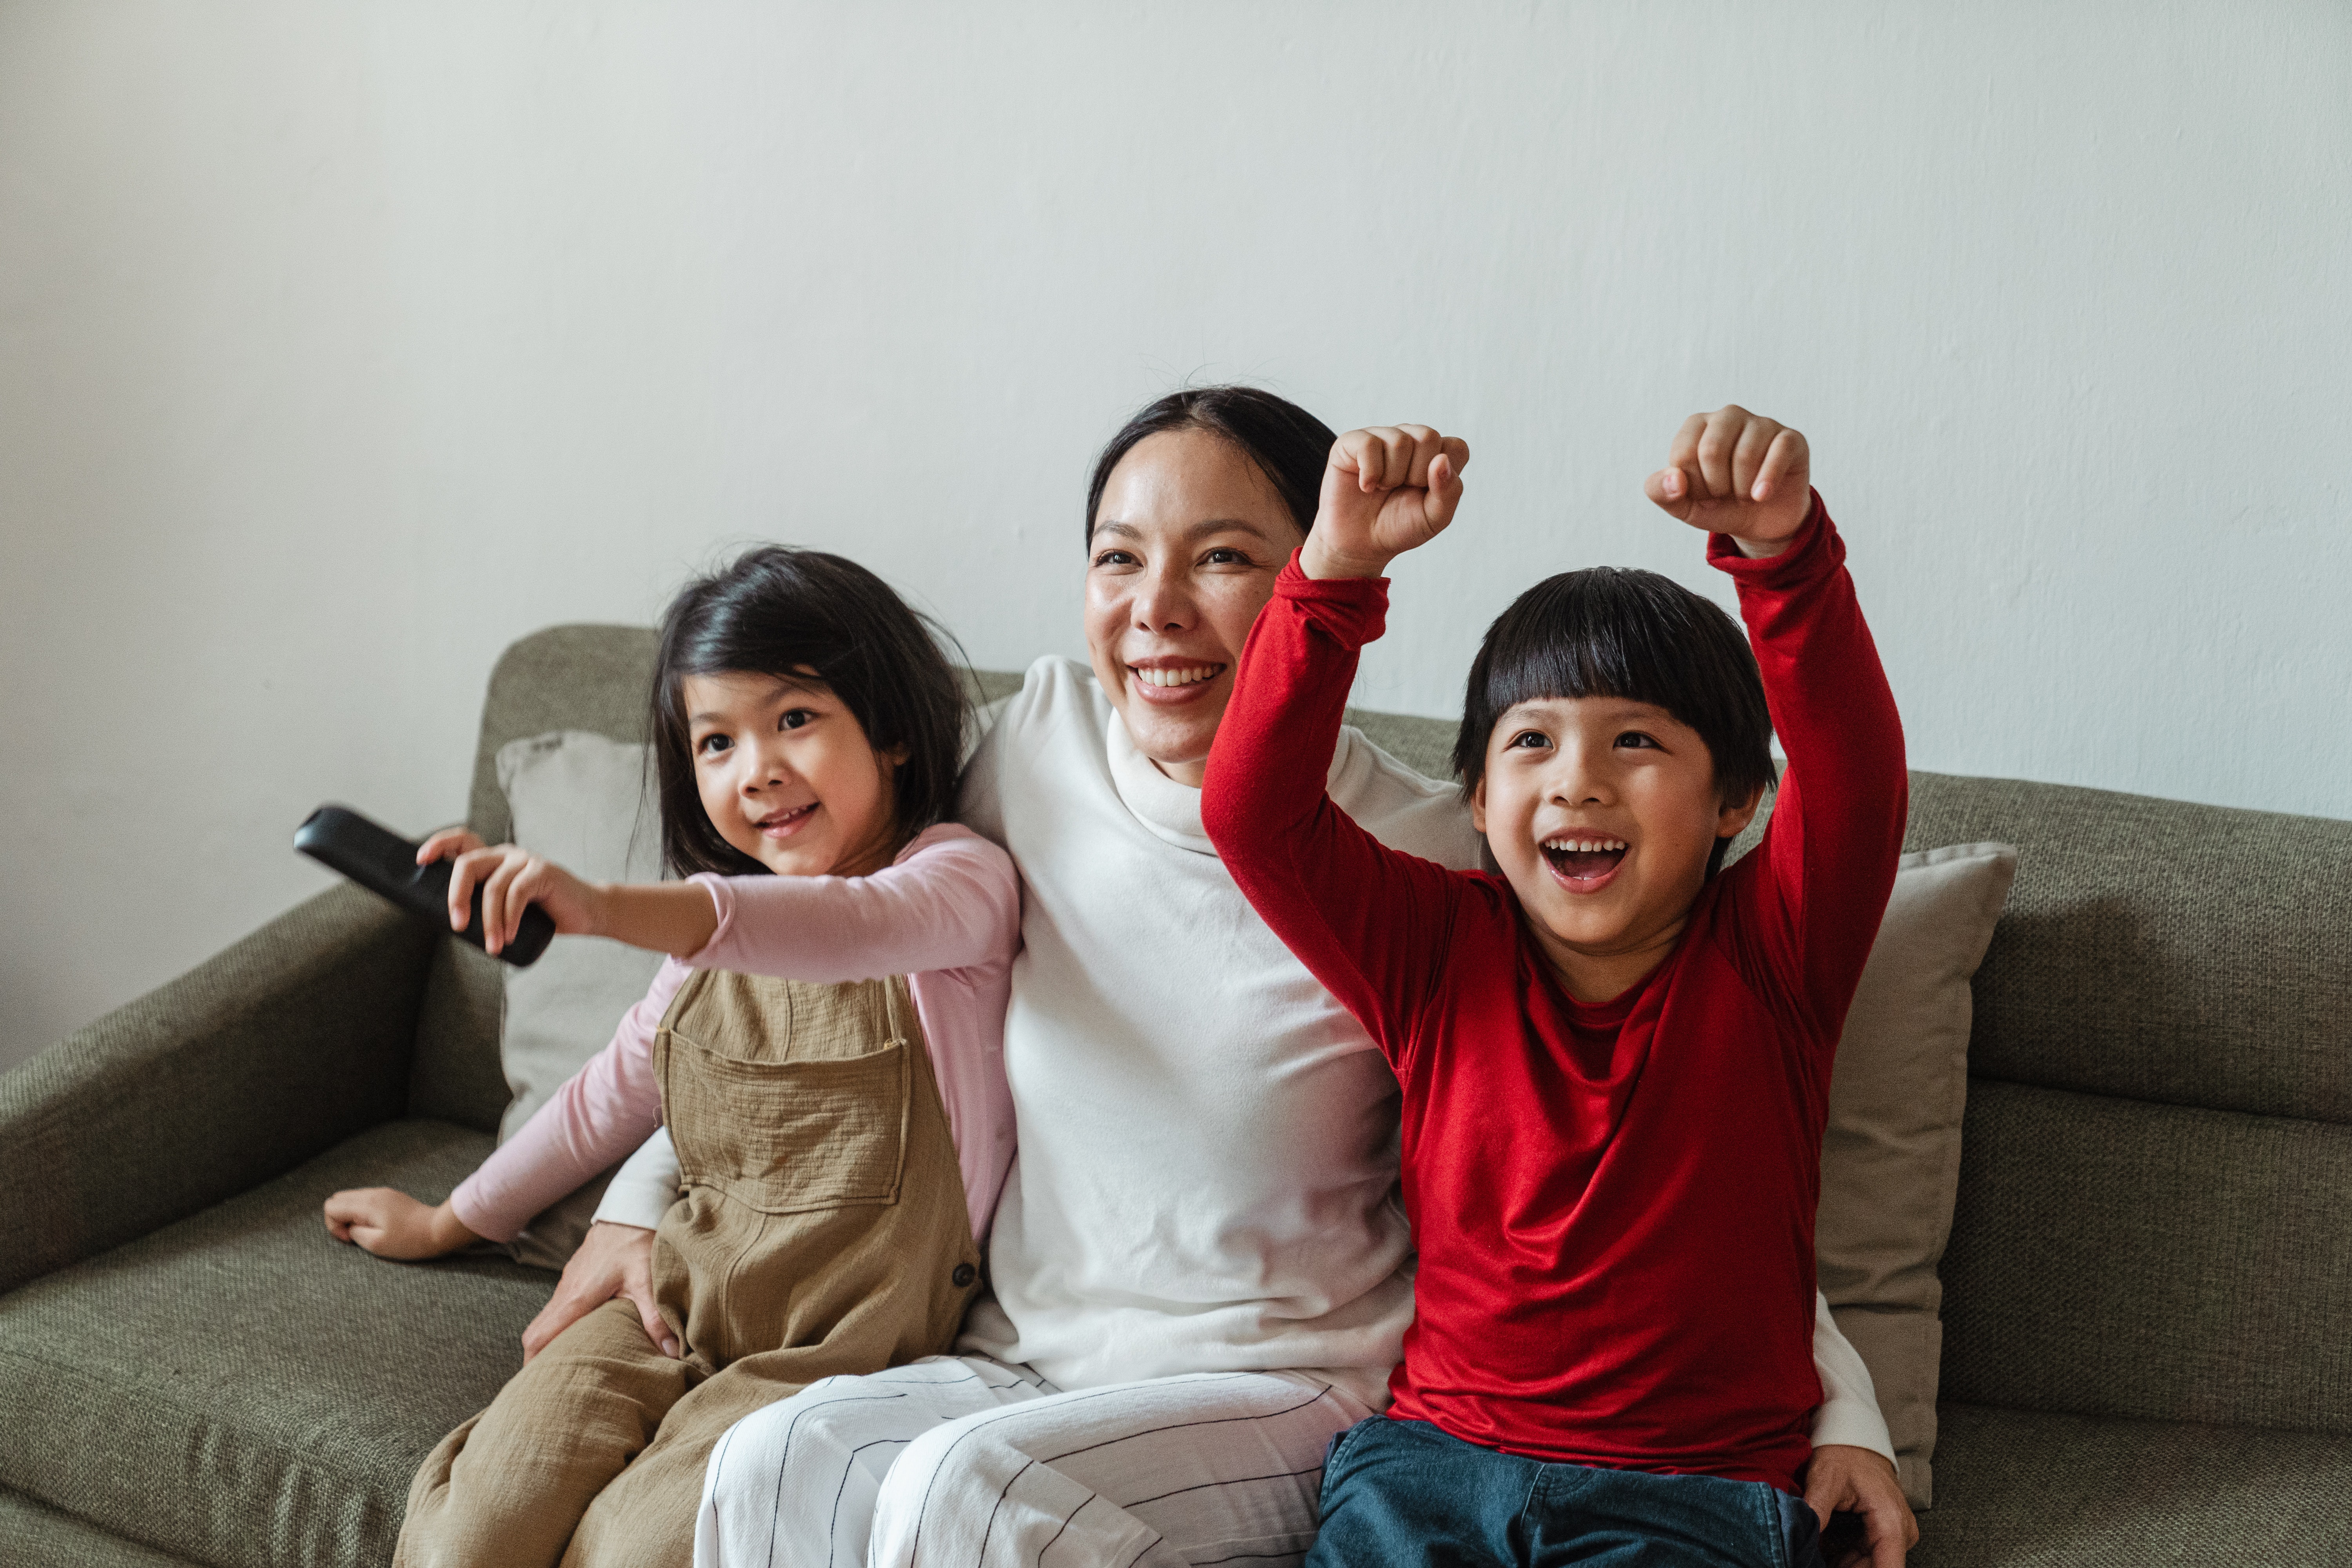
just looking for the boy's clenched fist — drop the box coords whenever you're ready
[1301,423,1470,581]
[1645,405,1814,558]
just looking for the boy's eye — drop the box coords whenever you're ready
[779,709,813,731]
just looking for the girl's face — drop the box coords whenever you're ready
[1085,429,1306,788]
[682,669,906,878]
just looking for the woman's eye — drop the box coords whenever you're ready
[779,710,812,731]
[1203,548,1249,566]
[1091,549,1138,569]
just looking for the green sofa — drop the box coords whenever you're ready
[3,624,2347,1566]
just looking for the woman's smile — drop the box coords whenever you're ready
[1125,657,1229,704]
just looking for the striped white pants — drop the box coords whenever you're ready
[692,1355,1374,1568]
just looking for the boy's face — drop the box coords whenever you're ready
[1472,695,1762,996]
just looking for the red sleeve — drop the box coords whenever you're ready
[1708,494,1907,1037]
[1201,554,1467,1065]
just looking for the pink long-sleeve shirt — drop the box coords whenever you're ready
[447,822,1021,1247]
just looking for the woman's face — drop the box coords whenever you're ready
[1085,429,1307,788]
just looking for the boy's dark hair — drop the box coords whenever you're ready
[648,546,969,879]
[1454,568,1776,875]
[1085,385,1337,542]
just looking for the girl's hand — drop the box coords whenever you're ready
[1644,405,1815,558]
[1301,425,1470,580]
[322,1188,480,1260]
[419,831,606,956]
[521,1221,677,1363]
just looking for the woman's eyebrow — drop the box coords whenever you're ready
[1091,517,1280,544]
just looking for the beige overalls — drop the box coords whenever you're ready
[397,970,983,1568]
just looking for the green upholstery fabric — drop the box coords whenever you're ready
[1343,704,1458,782]
[1904,771,2352,1126]
[0,1488,206,1566]
[463,624,662,846]
[0,885,435,1299]
[1940,1080,2352,1434]
[1913,1402,2352,1566]
[402,938,509,1137]
[0,1120,551,1568]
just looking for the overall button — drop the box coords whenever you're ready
[952,1263,977,1287]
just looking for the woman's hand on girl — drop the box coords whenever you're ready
[521,1221,676,1363]
[418,829,607,957]
[1301,424,1469,581]
[322,1187,481,1260]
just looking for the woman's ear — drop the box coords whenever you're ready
[1714,779,1767,840]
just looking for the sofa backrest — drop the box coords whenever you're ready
[418,625,2352,1440]
[1903,771,2351,1438]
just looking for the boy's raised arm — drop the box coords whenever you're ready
[1647,405,1908,1031]
[1202,426,1472,1057]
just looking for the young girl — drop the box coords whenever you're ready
[321,546,1020,1568]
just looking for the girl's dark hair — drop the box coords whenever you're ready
[1085,385,1336,542]
[648,547,969,878]
[1455,568,1776,875]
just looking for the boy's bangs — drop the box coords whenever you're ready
[1452,568,1775,809]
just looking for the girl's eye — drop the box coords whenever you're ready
[779,709,812,731]
[697,733,731,757]
[1615,731,1659,750]
[1509,731,1550,750]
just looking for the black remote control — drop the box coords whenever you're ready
[294,804,555,967]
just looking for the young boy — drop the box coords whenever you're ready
[1201,407,1911,1568]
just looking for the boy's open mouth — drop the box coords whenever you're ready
[1541,836,1628,886]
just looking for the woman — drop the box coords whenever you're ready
[539,388,1911,1568]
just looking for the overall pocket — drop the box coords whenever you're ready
[658,1026,911,1215]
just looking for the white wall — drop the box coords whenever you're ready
[3,2,2347,1072]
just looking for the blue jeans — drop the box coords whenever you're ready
[1306,1417,1824,1568]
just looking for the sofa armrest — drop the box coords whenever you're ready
[0,883,438,1295]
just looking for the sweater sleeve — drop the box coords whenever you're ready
[446,958,688,1244]
[591,1125,682,1231]
[687,825,1020,985]
[1808,1290,1896,1460]
[1709,496,1908,1038]
[1202,554,1466,1062]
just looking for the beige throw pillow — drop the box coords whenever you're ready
[494,730,668,1270]
[1818,842,2018,1509]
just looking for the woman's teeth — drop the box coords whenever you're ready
[1134,665,1220,688]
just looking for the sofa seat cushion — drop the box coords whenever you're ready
[0,1485,206,1566]
[1915,1403,2352,1566]
[0,1119,554,1568]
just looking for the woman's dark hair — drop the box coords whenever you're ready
[1085,385,1336,541]
[648,546,969,878]
[1454,568,1775,875]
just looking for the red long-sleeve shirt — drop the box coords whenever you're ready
[1201,501,1905,1491]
